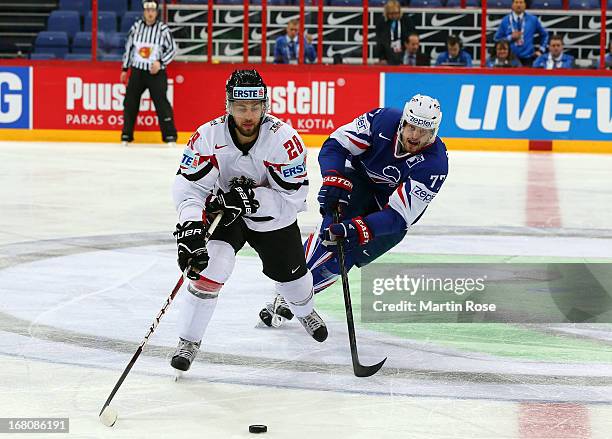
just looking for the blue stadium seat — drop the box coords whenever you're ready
[214,0,244,4]
[64,53,92,60]
[569,0,598,8]
[99,0,128,15]
[444,0,480,6]
[47,10,81,40]
[487,0,512,7]
[85,11,117,32]
[179,0,208,3]
[72,31,106,53]
[121,11,142,32]
[106,32,127,53]
[409,0,444,6]
[368,0,388,5]
[100,53,123,61]
[129,0,144,10]
[34,31,69,58]
[530,0,563,7]
[30,52,57,60]
[59,0,91,17]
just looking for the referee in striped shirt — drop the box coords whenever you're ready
[120,0,177,146]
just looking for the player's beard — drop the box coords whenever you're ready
[235,120,260,138]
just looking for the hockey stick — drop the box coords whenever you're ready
[334,210,387,377]
[99,213,223,421]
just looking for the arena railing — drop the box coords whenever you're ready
[84,0,610,68]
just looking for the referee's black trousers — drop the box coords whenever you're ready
[122,68,177,143]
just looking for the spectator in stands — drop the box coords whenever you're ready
[533,34,574,69]
[435,35,472,67]
[606,40,612,69]
[375,0,416,65]
[486,40,521,68]
[403,33,430,66]
[120,0,177,147]
[273,19,316,64]
[494,0,548,67]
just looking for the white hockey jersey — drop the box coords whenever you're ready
[173,114,309,232]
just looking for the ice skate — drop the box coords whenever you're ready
[259,294,294,328]
[297,309,328,342]
[171,337,201,377]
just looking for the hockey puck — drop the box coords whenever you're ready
[248,424,267,434]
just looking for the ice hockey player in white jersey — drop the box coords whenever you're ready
[170,69,328,374]
[259,94,448,327]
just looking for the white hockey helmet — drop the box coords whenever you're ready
[399,94,442,146]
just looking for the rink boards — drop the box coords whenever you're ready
[0,62,612,152]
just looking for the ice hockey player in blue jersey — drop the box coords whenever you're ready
[259,94,448,328]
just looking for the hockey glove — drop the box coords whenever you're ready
[174,221,209,280]
[205,186,260,226]
[321,216,373,249]
[317,171,353,217]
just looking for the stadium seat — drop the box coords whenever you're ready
[100,53,123,61]
[59,0,91,17]
[34,31,69,58]
[129,0,144,10]
[99,0,128,16]
[530,0,562,7]
[121,11,142,32]
[214,0,245,4]
[487,0,512,7]
[409,0,444,6]
[569,0,598,8]
[179,0,208,3]
[64,53,92,60]
[30,53,57,60]
[368,0,388,5]
[47,10,81,40]
[106,32,127,53]
[85,11,118,32]
[444,0,480,6]
[72,31,106,53]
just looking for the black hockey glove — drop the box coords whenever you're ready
[173,221,209,280]
[317,171,353,217]
[205,186,260,226]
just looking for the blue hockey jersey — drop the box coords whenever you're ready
[318,107,448,236]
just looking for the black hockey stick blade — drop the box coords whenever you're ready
[353,356,387,378]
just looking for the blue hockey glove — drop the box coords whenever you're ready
[320,216,373,249]
[317,171,353,216]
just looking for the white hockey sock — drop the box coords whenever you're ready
[178,289,218,342]
[276,271,314,318]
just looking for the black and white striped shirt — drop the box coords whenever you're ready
[122,19,177,71]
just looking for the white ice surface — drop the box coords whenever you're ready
[1,141,612,438]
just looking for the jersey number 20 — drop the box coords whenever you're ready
[283,136,304,160]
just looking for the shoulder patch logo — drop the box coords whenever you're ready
[406,154,425,168]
